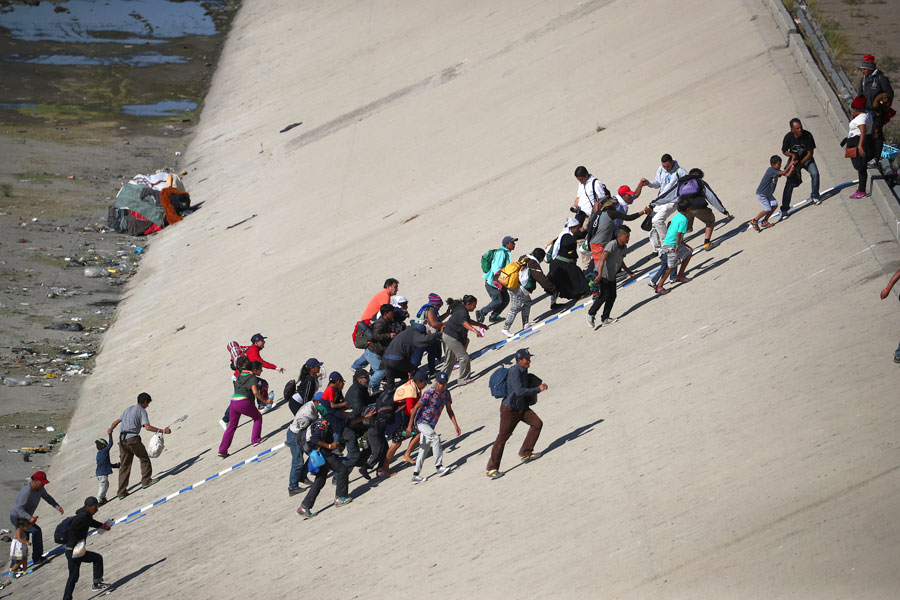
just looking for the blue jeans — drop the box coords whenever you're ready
[366,348,386,392]
[411,339,441,374]
[895,340,900,360]
[9,517,42,562]
[480,281,509,319]
[350,352,368,370]
[781,159,820,210]
[285,428,306,490]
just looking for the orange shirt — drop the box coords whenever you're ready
[360,289,391,321]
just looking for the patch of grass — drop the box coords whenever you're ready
[29,254,69,269]
[14,171,53,184]
[1,182,12,197]
[884,121,900,146]
[879,55,900,74]
[819,18,851,58]
[781,0,795,11]
[849,8,868,17]
[841,0,861,4]
[18,103,110,123]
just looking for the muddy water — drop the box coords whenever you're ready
[0,0,238,124]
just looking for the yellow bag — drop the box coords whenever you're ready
[497,259,526,290]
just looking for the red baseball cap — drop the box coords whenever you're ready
[32,471,49,485]
[618,185,635,196]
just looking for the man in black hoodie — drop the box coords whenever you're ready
[63,496,111,599]
[367,304,396,393]
[382,324,442,388]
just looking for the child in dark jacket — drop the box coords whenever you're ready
[95,434,119,505]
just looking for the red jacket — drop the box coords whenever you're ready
[245,344,277,370]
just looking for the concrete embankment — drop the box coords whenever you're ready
[23,0,900,598]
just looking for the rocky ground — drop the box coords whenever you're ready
[0,0,238,519]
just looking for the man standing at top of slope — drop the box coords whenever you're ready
[246,333,284,373]
[858,54,894,164]
[641,153,687,251]
[780,118,820,215]
[573,165,610,215]
[352,278,400,370]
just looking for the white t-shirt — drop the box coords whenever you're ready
[848,112,872,138]
[576,175,608,214]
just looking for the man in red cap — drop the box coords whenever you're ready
[858,54,894,164]
[9,470,64,567]
[246,333,284,373]
[613,184,644,232]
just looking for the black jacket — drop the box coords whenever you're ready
[859,70,894,110]
[367,317,393,356]
[65,507,103,548]
[383,325,441,361]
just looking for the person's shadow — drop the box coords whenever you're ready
[88,557,166,598]
[500,418,606,476]
[156,449,210,481]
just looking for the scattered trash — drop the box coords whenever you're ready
[134,247,144,255]
[2,377,31,386]
[18,237,27,243]
[46,426,55,432]
[45,322,84,331]
[83,266,106,278]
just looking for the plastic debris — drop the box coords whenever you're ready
[83,266,105,278]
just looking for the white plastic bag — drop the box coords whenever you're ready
[72,540,86,558]
[147,432,164,458]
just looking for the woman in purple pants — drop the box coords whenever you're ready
[218,360,270,457]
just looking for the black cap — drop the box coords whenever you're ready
[354,368,370,380]
[328,371,345,383]
[250,333,267,343]
[84,496,100,507]
[514,348,533,360]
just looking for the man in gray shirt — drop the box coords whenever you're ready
[586,225,636,328]
[9,470,64,566]
[107,393,170,499]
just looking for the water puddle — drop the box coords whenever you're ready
[0,0,219,43]
[6,52,188,66]
[120,99,197,116]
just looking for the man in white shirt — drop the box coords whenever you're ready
[573,165,610,214]
[640,153,687,250]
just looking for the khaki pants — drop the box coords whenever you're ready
[117,436,152,496]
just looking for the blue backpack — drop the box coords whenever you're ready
[488,367,509,399]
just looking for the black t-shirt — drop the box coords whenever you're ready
[781,130,816,162]
[442,304,470,343]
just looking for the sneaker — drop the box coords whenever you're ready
[489,314,504,323]
[894,352,900,364]
[141,479,158,489]
[288,487,302,497]
[522,322,534,330]
[411,474,424,484]
[218,452,229,459]
[702,241,712,250]
[117,494,128,501]
[296,506,314,519]
[457,377,474,386]
[436,466,451,477]
[98,497,107,505]
[520,452,541,463]
[850,189,868,199]
[358,467,371,481]
[92,582,110,591]
[218,419,227,431]
[475,310,485,324]
[601,317,618,326]
[780,209,790,220]
[334,496,353,507]
[486,469,504,480]
[585,312,595,328]
[812,195,822,205]
[501,328,514,338]
[760,221,773,229]
[749,219,760,232]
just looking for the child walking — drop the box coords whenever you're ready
[10,518,31,576]
[751,155,789,231]
[406,371,461,483]
[95,433,119,505]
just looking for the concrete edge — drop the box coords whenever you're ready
[763,0,900,244]
[765,0,796,38]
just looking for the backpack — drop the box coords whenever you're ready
[677,177,703,199]
[294,400,319,431]
[489,367,509,399]
[496,259,527,290]
[226,341,248,370]
[283,379,297,403]
[480,248,497,273]
[352,319,374,349]
[54,516,75,544]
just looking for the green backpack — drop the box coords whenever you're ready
[480,248,497,273]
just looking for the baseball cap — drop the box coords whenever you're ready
[565,217,580,228]
[32,471,49,485]
[435,372,449,383]
[413,367,430,382]
[304,357,324,369]
[502,235,518,246]
[618,185,635,196]
[250,333,267,343]
[84,496,100,508]
[514,348,534,360]
[354,368,370,379]
[328,371,345,383]
[391,295,408,307]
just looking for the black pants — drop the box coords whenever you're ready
[301,451,349,510]
[366,419,388,470]
[341,426,369,468]
[383,357,414,389]
[63,549,103,600]
[587,278,617,319]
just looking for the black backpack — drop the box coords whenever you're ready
[54,516,75,544]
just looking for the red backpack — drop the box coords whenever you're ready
[351,319,374,349]
[226,341,249,370]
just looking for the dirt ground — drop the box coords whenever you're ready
[0,0,238,521]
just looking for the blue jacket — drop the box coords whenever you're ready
[503,363,542,411]
[96,432,117,476]
[483,247,511,283]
